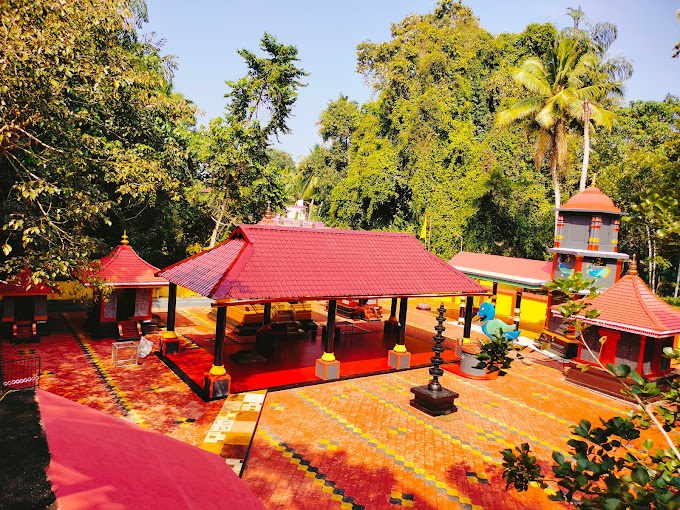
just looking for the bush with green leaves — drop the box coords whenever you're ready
[497,274,680,508]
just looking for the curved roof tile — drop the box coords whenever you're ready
[158,225,486,302]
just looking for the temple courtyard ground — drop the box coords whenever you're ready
[0,302,658,509]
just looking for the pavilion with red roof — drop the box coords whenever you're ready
[87,233,168,338]
[0,269,55,342]
[158,224,487,398]
[560,256,680,399]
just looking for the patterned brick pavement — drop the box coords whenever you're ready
[242,362,641,509]
[0,303,661,509]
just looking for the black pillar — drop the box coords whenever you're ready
[390,298,398,319]
[263,302,271,326]
[213,306,227,368]
[491,282,498,305]
[463,295,474,340]
[514,289,523,330]
[167,283,177,333]
[326,300,337,354]
[397,297,408,346]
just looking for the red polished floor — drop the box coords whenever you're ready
[164,323,458,395]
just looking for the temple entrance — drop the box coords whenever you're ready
[13,296,34,322]
[116,289,136,321]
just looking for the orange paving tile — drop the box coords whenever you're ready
[243,361,652,509]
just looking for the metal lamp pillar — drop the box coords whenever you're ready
[409,303,459,416]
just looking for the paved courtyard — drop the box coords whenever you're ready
[0,304,653,509]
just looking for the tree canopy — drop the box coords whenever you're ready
[0,0,198,283]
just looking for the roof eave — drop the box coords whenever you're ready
[213,291,491,307]
[452,266,549,289]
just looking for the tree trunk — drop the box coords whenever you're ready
[674,258,679,300]
[579,102,591,192]
[209,194,229,248]
[645,224,653,290]
[551,142,561,235]
[652,239,657,293]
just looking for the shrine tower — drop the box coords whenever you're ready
[549,184,629,290]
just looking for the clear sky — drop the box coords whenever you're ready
[144,1,680,161]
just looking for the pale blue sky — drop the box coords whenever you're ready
[144,1,680,160]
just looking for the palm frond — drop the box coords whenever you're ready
[495,97,544,127]
[534,129,551,170]
[574,83,624,101]
[587,103,617,129]
[554,122,568,166]
[535,100,560,129]
[511,66,550,96]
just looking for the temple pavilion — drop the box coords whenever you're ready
[157,224,487,399]
[87,233,168,338]
[0,269,54,343]
[561,256,680,399]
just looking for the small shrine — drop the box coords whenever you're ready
[561,256,680,400]
[258,200,325,228]
[87,233,168,338]
[544,184,629,357]
[0,269,54,343]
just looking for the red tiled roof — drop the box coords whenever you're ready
[158,225,486,302]
[94,244,168,287]
[563,273,680,337]
[560,186,622,213]
[0,268,54,295]
[449,252,552,289]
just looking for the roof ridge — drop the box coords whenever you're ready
[633,275,676,331]
[240,224,412,236]
[629,275,663,330]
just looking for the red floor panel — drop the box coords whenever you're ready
[165,333,459,394]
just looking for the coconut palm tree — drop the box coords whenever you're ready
[496,37,622,228]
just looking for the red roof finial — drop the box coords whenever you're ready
[627,254,637,276]
[591,174,597,187]
[120,231,129,245]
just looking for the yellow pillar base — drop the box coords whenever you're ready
[210,364,227,376]
[393,344,407,353]
[321,351,336,362]
[163,330,177,339]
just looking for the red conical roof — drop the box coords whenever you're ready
[0,268,55,296]
[560,186,622,214]
[93,235,168,287]
[570,261,680,337]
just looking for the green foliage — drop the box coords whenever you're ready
[320,2,558,259]
[199,33,307,246]
[474,328,524,377]
[501,443,543,492]
[0,0,198,284]
[501,273,680,508]
[594,97,680,292]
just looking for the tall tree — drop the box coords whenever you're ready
[496,36,621,225]
[203,33,307,247]
[0,0,197,284]
[562,11,630,191]
[328,2,556,260]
